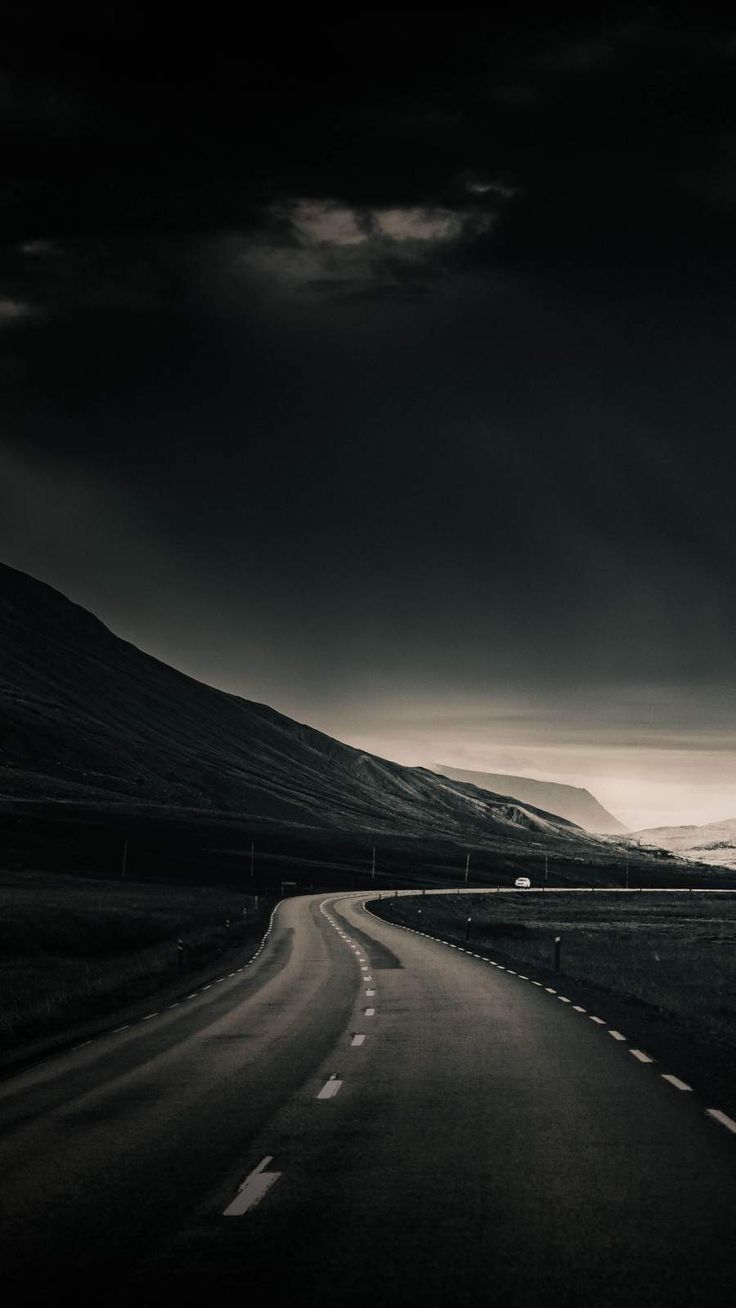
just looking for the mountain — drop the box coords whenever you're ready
[433,765,626,834]
[0,563,606,859]
[632,819,736,870]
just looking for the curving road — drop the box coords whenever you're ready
[1,892,735,1306]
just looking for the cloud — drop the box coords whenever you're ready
[217,198,496,306]
[0,297,37,325]
[291,201,368,246]
[373,207,463,242]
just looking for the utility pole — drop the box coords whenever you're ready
[121,839,128,880]
[371,847,376,880]
[250,841,255,879]
[545,852,548,884]
[464,853,470,883]
[625,859,629,890]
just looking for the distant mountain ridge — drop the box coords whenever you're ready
[0,563,607,858]
[433,765,626,834]
[633,818,736,870]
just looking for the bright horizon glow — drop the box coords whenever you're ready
[335,732,736,831]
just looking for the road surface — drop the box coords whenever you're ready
[0,891,734,1306]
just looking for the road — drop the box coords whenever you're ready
[1,891,735,1306]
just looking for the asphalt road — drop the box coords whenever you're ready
[1,891,735,1306]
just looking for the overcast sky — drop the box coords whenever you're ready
[2,8,736,827]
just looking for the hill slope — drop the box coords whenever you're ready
[0,563,604,855]
[633,818,736,870]
[434,765,626,834]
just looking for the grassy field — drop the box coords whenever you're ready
[373,891,736,1049]
[0,868,271,1051]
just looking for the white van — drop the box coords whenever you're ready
[514,876,531,889]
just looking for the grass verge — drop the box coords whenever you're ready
[0,867,273,1058]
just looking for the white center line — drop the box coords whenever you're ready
[351,1033,366,1046]
[317,1076,343,1100]
[365,1007,376,1016]
[630,1048,654,1063]
[557,996,571,1003]
[545,987,557,994]
[608,1030,626,1041]
[365,988,376,996]
[706,1108,736,1134]
[573,1005,586,1012]
[662,1074,692,1091]
[223,1156,281,1216]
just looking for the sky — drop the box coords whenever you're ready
[2,7,736,828]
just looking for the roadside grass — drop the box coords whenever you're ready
[0,868,269,1050]
[374,892,736,1049]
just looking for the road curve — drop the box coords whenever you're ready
[0,891,734,1306]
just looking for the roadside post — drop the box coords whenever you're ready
[177,938,184,974]
[554,936,561,971]
[466,915,471,944]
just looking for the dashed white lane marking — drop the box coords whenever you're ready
[364,975,373,982]
[202,984,212,992]
[662,1074,692,1091]
[351,1033,366,1046]
[317,1075,343,1100]
[706,1108,736,1134]
[630,1049,654,1063]
[365,1007,376,1017]
[72,1040,92,1050]
[142,1013,158,1021]
[187,992,199,999]
[507,969,517,975]
[573,1005,586,1012]
[113,1024,130,1032]
[227,972,236,978]
[589,1016,606,1025]
[545,988,557,994]
[365,988,376,996]
[558,996,571,1003]
[608,1030,626,1041]
[223,1156,281,1216]
[518,975,529,980]
[532,981,543,987]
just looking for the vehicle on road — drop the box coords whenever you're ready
[514,876,531,889]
